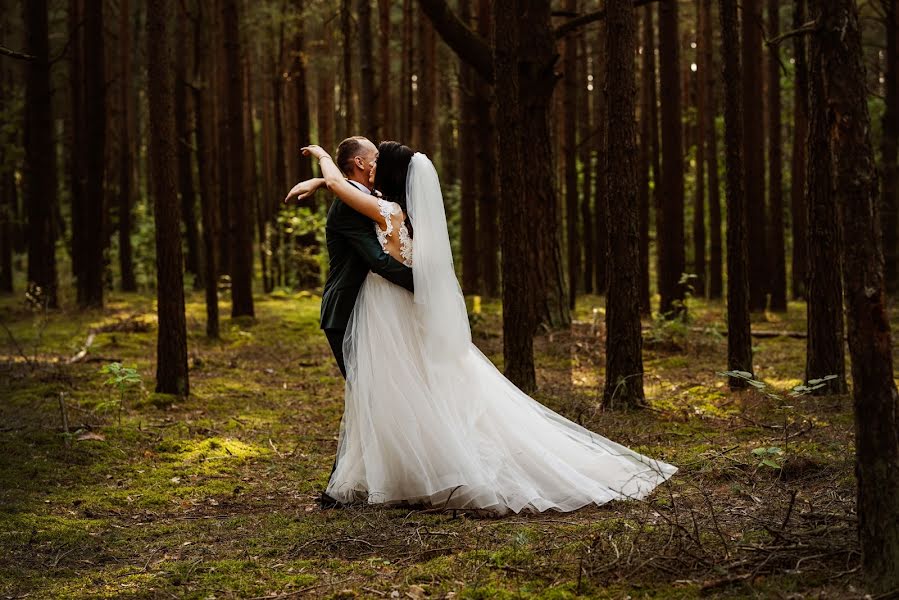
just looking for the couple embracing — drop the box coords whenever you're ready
[285,136,676,515]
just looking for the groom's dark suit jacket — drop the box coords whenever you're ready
[320,184,414,332]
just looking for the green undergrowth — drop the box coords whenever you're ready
[0,289,884,598]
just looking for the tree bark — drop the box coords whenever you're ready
[147,0,189,396]
[193,0,220,339]
[805,0,846,395]
[704,0,722,300]
[881,0,899,294]
[603,0,646,409]
[72,0,106,309]
[475,0,498,297]
[377,0,392,141]
[358,0,375,142]
[818,0,899,589]
[0,8,15,294]
[401,0,414,142]
[742,0,768,311]
[563,0,580,309]
[494,0,535,391]
[416,16,437,155]
[523,1,569,330]
[594,19,609,295]
[693,0,707,299]
[637,6,653,312]
[459,0,479,294]
[579,30,595,297]
[291,9,318,289]
[719,0,753,389]
[790,0,809,300]
[175,10,201,289]
[24,0,59,308]
[767,0,786,311]
[224,0,254,317]
[118,0,136,292]
[341,0,356,139]
[657,0,686,317]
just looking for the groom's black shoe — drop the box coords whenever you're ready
[316,491,342,509]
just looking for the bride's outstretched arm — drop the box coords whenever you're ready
[283,177,326,205]
[301,145,388,229]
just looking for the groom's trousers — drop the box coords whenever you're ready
[324,328,348,379]
[323,328,346,484]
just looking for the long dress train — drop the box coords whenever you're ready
[325,158,676,515]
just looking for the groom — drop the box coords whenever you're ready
[319,136,414,376]
[293,136,414,507]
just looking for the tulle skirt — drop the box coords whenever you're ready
[325,273,677,515]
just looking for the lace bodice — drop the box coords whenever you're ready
[375,199,413,267]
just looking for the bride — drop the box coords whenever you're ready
[295,141,676,515]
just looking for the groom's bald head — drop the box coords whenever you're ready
[336,136,377,176]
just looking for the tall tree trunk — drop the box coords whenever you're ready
[819,0,899,589]
[244,58,265,295]
[459,0,479,294]
[0,8,15,294]
[24,0,59,308]
[657,0,686,317]
[214,1,231,279]
[882,0,899,293]
[476,0,498,297]
[805,0,846,395]
[594,19,609,295]
[603,0,645,409]
[648,4,662,304]
[147,0,189,396]
[176,10,201,289]
[341,0,356,139]
[742,0,768,311]
[767,0,786,311]
[719,0,753,389]
[358,0,375,142]
[580,30,595,297]
[84,0,105,305]
[522,1,569,330]
[437,48,458,181]
[292,12,318,289]
[69,0,85,300]
[193,0,220,338]
[563,0,579,309]
[493,0,535,391]
[417,17,437,155]
[292,11,313,175]
[71,0,106,309]
[637,7,653,312]
[790,0,809,300]
[224,0,254,317]
[118,0,136,292]
[377,0,392,141]
[693,0,707,298]
[704,0,723,300]
[401,0,414,142]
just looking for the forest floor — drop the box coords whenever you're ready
[0,288,876,599]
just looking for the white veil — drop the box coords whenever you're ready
[406,153,471,362]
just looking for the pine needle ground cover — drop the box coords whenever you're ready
[0,291,868,599]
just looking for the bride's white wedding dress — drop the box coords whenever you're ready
[325,154,676,515]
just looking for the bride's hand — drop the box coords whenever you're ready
[284,178,325,205]
[301,145,330,161]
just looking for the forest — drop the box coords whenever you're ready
[1,0,899,597]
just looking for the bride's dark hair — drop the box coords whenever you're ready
[374,141,414,211]
[374,141,415,238]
